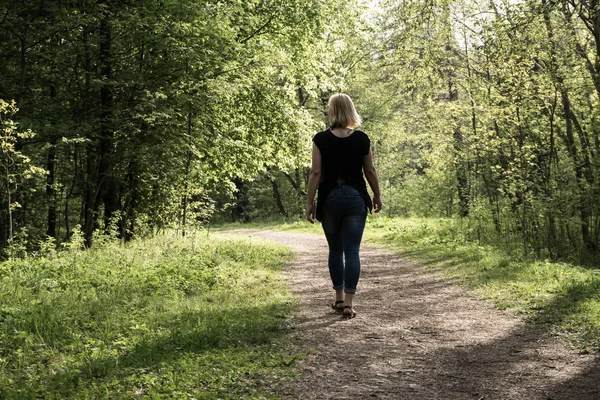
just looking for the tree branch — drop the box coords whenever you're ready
[239,15,275,44]
[282,171,306,196]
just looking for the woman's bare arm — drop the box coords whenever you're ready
[363,148,382,212]
[306,143,322,223]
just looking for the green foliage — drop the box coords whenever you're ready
[323,0,600,260]
[0,99,47,245]
[0,0,350,248]
[230,0,381,221]
[3,0,600,261]
[0,231,298,398]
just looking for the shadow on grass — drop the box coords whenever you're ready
[389,245,523,283]
[526,279,600,349]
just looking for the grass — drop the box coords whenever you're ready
[217,215,600,353]
[0,230,300,399]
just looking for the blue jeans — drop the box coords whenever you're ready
[321,184,367,294]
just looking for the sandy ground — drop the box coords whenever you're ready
[230,230,600,400]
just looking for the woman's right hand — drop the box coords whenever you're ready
[306,202,316,224]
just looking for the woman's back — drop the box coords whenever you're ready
[313,128,370,186]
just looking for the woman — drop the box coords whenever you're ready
[306,93,382,319]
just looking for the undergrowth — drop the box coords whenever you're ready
[0,229,298,399]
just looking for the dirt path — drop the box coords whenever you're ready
[231,230,600,399]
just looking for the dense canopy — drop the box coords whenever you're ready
[1,0,599,259]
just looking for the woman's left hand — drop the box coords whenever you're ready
[373,195,382,213]
[306,203,316,224]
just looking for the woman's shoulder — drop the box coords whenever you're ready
[313,128,368,141]
[352,129,370,143]
[312,129,331,142]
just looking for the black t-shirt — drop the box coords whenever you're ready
[312,128,373,221]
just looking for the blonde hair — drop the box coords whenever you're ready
[327,93,361,129]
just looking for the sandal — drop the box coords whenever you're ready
[331,300,345,314]
[342,305,356,319]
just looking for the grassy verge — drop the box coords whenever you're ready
[218,216,600,353]
[0,231,299,399]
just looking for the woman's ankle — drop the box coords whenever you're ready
[344,293,354,307]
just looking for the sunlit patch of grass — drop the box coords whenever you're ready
[0,231,299,398]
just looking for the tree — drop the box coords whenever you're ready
[0,0,352,249]
[0,99,46,246]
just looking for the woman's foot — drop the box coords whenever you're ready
[331,300,345,313]
[342,305,356,319]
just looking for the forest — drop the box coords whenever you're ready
[2,0,600,261]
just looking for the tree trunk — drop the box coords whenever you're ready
[98,12,120,233]
[544,1,598,251]
[181,148,192,237]
[560,90,596,250]
[81,20,97,247]
[19,36,27,106]
[46,136,57,238]
[283,170,307,196]
[5,166,12,243]
[181,90,193,236]
[231,178,249,222]
[83,143,98,247]
[270,176,287,217]
[122,160,138,242]
[450,86,469,217]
